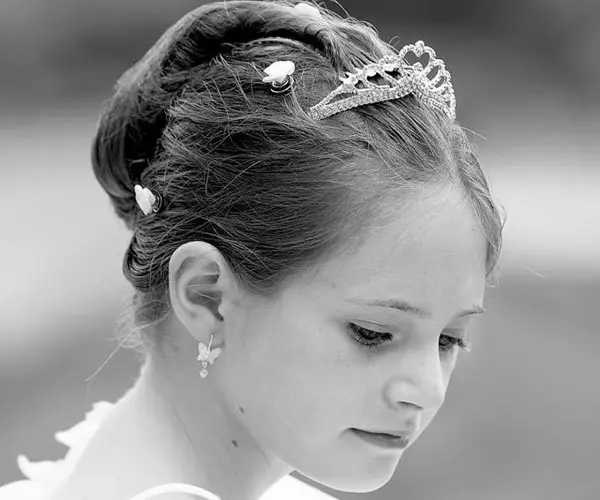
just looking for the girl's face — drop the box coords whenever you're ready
[216,188,488,492]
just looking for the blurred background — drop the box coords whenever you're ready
[0,0,598,499]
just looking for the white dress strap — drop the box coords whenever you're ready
[128,482,220,500]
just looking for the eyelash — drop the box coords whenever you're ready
[348,323,393,350]
[438,334,472,353]
[347,323,471,353]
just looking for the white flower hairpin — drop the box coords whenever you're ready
[134,184,162,216]
[262,60,296,94]
[293,2,322,17]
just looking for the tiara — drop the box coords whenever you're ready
[308,40,456,121]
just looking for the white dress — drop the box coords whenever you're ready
[0,401,336,500]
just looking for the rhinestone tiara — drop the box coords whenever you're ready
[308,40,456,121]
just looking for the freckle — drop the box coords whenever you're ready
[238,406,245,415]
[232,440,238,447]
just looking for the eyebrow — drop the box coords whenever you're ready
[348,298,486,319]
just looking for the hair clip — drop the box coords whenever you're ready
[262,60,296,94]
[134,184,163,216]
[293,2,322,17]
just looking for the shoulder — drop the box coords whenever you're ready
[0,401,116,500]
[0,479,44,500]
[127,483,220,500]
[125,476,338,500]
[126,476,338,500]
[260,475,338,500]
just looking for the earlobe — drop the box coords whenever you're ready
[168,241,232,342]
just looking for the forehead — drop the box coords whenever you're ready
[304,186,488,318]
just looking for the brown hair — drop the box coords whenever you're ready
[92,0,504,353]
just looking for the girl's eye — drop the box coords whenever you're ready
[348,323,393,350]
[439,333,471,353]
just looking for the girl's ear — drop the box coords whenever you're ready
[168,241,238,344]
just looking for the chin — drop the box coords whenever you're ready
[315,470,396,494]
[329,476,394,494]
[300,454,400,493]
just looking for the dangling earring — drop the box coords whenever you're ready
[197,333,223,378]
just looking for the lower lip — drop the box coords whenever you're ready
[351,428,410,450]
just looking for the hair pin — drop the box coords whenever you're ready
[134,184,163,216]
[293,2,322,18]
[262,60,296,94]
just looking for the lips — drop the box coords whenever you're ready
[365,430,410,438]
[351,428,411,449]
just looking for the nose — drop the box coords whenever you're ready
[384,346,447,413]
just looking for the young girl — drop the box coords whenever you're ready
[0,1,503,499]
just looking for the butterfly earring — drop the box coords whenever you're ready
[197,333,223,379]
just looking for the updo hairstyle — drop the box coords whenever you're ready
[92,0,503,352]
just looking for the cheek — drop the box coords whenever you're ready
[224,308,355,451]
[413,351,458,437]
[441,349,459,379]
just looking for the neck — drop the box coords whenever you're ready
[59,353,292,500]
[126,354,292,500]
